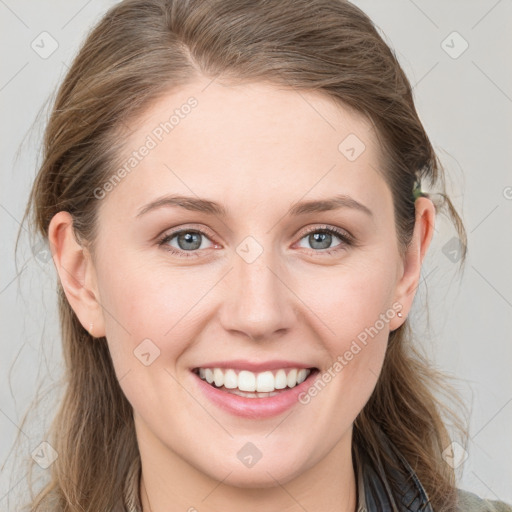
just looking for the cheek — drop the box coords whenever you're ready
[94,251,234,395]
[93,253,194,369]
[292,254,396,411]
[94,257,203,424]
[295,250,398,347]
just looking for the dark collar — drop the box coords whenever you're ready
[353,428,433,512]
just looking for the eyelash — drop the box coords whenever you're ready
[157,224,355,259]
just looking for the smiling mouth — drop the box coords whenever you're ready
[192,366,319,398]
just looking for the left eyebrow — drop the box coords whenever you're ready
[135,193,373,219]
[288,194,373,218]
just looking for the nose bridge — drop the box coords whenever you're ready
[220,234,295,341]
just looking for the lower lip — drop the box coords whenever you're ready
[191,369,319,419]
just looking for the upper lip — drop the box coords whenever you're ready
[192,359,317,372]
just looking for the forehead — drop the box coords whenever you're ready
[98,79,390,223]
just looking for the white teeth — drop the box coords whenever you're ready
[204,368,214,384]
[195,367,313,393]
[213,368,224,387]
[274,369,287,389]
[256,371,274,392]
[297,369,309,384]
[286,369,297,388]
[238,370,256,392]
[223,369,238,389]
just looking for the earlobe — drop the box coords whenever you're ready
[389,197,436,330]
[48,211,106,338]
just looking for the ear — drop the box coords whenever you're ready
[389,197,436,331]
[48,211,106,338]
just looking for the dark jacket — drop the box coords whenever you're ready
[354,427,512,512]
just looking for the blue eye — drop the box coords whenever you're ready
[296,225,354,254]
[158,229,214,258]
[157,224,354,258]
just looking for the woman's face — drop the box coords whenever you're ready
[54,79,431,489]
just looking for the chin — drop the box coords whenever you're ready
[206,458,306,489]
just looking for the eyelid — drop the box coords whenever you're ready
[297,224,354,243]
[157,223,217,243]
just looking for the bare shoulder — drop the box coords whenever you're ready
[457,488,512,512]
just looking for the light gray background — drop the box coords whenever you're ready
[1,0,511,508]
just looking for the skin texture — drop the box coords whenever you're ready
[48,78,435,512]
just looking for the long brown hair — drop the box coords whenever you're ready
[12,0,469,510]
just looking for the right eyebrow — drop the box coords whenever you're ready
[136,195,227,218]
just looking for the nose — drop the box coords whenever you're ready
[219,241,297,342]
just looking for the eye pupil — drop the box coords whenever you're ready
[309,232,332,250]
[178,232,202,250]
